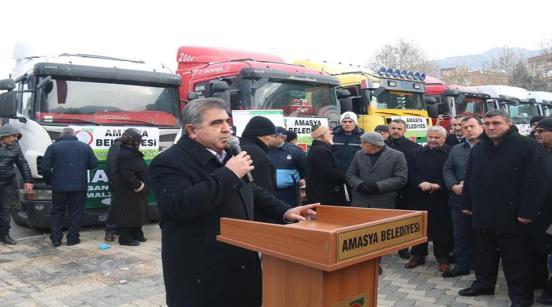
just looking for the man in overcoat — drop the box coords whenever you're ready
[385,118,421,259]
[459,110,547,307]
[149,98,316,307]
[306,124,348,205]
[405,125,453,273]
[346,132,407,209]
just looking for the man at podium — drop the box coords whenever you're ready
[149,98,317,307]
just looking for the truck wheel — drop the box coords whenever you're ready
[9,171,30,227]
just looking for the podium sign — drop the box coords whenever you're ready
[218,205,427,307]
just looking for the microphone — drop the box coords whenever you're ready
[227,136,254,182]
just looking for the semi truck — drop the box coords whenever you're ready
[468,85,536,135]
[528,91,552,117]
[175,46,341,150]
[0,53,182,228]
[424,76,491,130]
[293,60,431,144]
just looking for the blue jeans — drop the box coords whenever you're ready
[450,206,473,271]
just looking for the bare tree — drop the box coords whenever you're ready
[369,39,438,74]
[483,46,522,75]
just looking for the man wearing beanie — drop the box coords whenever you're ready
[241,116,281,195]
[332,112,364,176]
[306,124,347,205]
[346,132,407,209]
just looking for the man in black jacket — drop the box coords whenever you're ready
[41,128,98,246]
[445,115,465,146]
[459,110,548,307]
[332,111,364,174]
[385,118,421,259]
[240,116,280,193]
[149,98,316,307]
[0,124,33,245]
[306,124,348,205]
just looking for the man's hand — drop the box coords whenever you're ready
[430,183,441,192]
[518,217,532,224]
[462,210,472,216]
[284,203,318,222]
[357,182,379,195]
[418,182,432,192]
[225,151,254,178]
[23,183,33,192]
[451,183,463,196]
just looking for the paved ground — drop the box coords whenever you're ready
[1,224,549,306]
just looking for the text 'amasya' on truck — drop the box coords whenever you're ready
[292,60,432,144]
[0,53,182,228]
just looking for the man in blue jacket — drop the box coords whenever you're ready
[41,128,98,247]
[269,127,306,206]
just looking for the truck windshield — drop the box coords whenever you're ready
[375,90,425,110]
[35,79,180,127]
[455,97,486,116]
[503,102,539,123]
[244,78,339,120]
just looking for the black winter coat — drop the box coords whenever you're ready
[332,126,364,173]
[112,145,149,227]
[461,128,548,234]
[41,136,98,192]
[408,145,452,242]
[240,135,276,193]
[148,135,291,307]
[306,140,347,205]
[105,138,121,190]
[0,142,32,186]
[385,136,421,209]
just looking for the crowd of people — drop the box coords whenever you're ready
[0,97,551,307]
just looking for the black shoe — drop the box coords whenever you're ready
[536,291,552,305]
[119,240,140,246]
[398,249,410,259]
[1,234,16,245]
[442,268,470,278]
[104,232,115,242]
[458,287,494,296]
[135,236,147,243]
[52,241,62,247]
[67,239,81,246]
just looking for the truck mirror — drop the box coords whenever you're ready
[424,97,438,105]
[336,89,351,99]
[339,97,353,113]
[0,91,18,118]
[0,79,15,91]
[426,104,439,118]
[211,80,229,93]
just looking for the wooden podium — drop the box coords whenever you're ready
[217,205,427,307]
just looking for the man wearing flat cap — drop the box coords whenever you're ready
[346,132,407,209]
[375,125,390,141]
[306,124,347,205]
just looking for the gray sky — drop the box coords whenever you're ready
[1,0,551,79]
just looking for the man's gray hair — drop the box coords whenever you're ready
[427,125,447,137]
[390,118,407,129]
[61,127,75,137]
[181,98,227,135]
[484,109,511,121]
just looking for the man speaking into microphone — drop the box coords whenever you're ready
[149,98,317,307]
